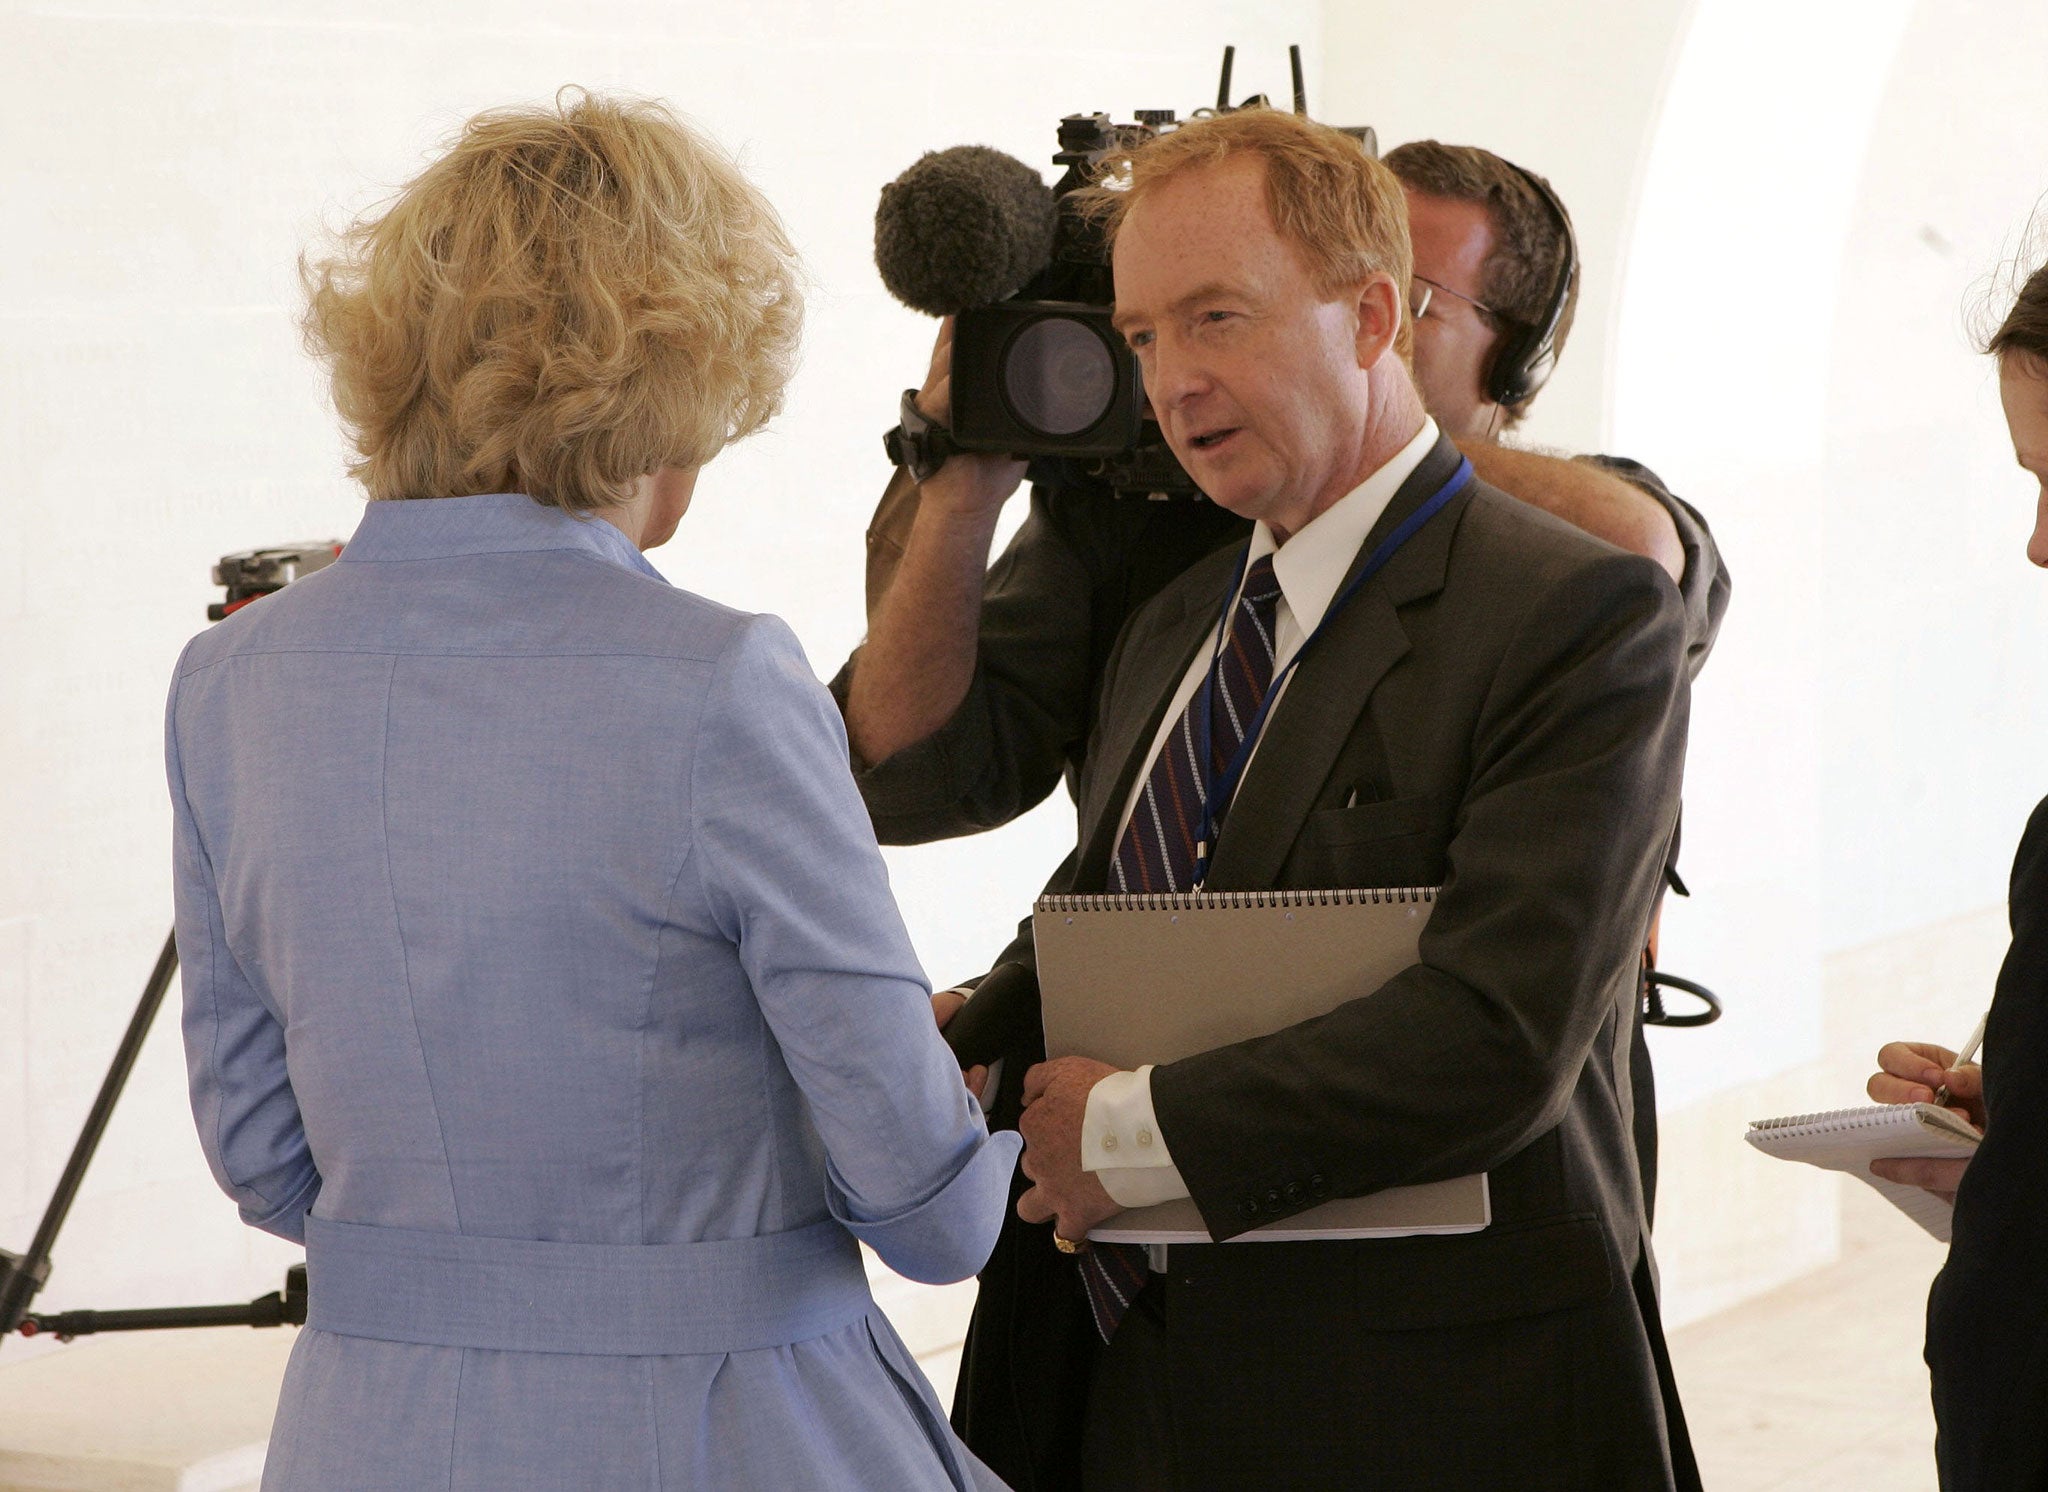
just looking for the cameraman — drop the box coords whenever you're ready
[837,142,1726,836]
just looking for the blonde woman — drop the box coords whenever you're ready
[167,92,1017,1490]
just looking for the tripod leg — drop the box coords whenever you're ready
[0,930,179,1335]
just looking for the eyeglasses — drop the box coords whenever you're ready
[1411,275,1504,325]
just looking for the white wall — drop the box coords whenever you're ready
[1330,0,2048,1324]
[1610,0,1919,1117]
[0,0,1316,1344]
[1321,0,1696,453]
[1614,0,2048,1184]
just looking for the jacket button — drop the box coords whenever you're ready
[1284,1180,1307,1206]
[1309,1173,1329,1200]
[1239,1198,1261,1220]
[1263,1188,1283,1214]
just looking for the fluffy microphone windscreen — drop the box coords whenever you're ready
[874,146,1057,316]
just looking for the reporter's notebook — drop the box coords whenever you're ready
[1032,887,1490,1244]
[1744,1103,1982,1241]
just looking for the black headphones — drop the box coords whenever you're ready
[1485,163,1580,411]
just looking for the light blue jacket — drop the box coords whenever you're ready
[168,493,1020,1490]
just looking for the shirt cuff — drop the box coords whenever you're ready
[1081,1066,1191,1207]
[1095,1162,1193,1209]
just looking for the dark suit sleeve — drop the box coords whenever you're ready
[1578,453,1729,681]
[828,487,1099,845]
[1927,796,2048,1488]
[1151,552,1690,1240]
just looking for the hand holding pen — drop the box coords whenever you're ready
[1930,1011,1989,1111]
[1867,1010,1988,1130]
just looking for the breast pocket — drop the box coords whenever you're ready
[1296,793,1446,888]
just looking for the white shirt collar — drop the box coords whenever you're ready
[1246,416,1440,636]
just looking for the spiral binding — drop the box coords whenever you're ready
[1747,1103,1978,1140]
[1035,886,1439,914]
[1748,1106,1906,1133]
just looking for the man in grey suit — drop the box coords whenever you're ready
[950,109,1700,1489]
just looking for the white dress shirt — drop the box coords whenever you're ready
[1081,418,1440,1227]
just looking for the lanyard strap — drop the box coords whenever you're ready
[1191,456,1474,886]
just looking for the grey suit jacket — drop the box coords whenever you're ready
[956,435,1699,1488]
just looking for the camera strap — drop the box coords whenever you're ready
[881,388,960,484]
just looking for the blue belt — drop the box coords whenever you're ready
[302,1215,873,1356]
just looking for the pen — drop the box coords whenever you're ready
[1931,1009,1990,1110]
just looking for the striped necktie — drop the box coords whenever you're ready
[1112,554,1284,897]
[1081,554,1284,1341]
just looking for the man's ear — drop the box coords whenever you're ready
[1351,274,1403,371]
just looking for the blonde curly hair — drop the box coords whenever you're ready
[302,89,802,512]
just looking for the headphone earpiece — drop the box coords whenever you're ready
[1484,165,1579,412]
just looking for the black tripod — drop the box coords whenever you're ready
[0,933,305,1343]
[0,545,343,1345]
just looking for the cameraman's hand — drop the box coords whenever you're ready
[915,317,959,426]
[913,317,1026,518]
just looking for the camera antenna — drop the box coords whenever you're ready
[1290,45,1308,115]
[1216,46,1235,112]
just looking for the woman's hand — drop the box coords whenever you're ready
[929,988,989,1104]
[1867,1040,1986,1128]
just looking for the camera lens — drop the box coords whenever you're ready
[1000,317,1117,437]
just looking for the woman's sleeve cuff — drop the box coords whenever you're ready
[826,1129,1023,1285]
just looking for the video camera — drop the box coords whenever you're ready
[876,45,1375,499]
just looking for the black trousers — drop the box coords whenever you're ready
[1073,1248,1700,1492]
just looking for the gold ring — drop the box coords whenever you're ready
[1052,1233,1083,1254]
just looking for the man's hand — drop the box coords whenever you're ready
[1016,1056,1125,1243]
[1454,439,1684,582]
[913,317,1026,520]
[1869,1155,1971,1205]
[841,319,1026,766]
[914,316,957,426]
[1867,1040,1986,1128]
[1864,1040,1983,1204]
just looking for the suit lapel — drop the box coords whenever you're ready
[1205,435,1469,890]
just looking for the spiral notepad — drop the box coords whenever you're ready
[1744,1102,1981,1241]
[1033,886,1489,1243]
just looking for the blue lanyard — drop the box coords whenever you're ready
[1190,456,1474,887]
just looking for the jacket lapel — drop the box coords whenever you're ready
[1204,435,1469,890]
